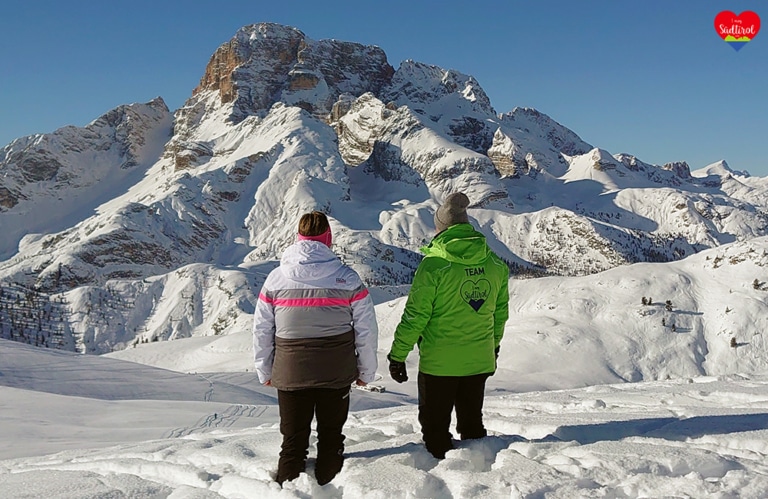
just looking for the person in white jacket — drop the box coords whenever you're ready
[253,211,378,486]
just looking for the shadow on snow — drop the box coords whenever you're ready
[346,413,768,460]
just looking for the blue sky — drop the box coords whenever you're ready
[2,1,766,175]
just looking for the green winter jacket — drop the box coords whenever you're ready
[389,223,510,376]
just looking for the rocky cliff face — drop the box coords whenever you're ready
[188,23,393,126]
[1,22,767,356]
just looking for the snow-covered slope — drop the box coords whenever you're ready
[0,339,271,403]
[108,237,768,388]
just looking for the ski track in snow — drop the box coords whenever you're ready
[165,404,270,438]
[196,373,215,402]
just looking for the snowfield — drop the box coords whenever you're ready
[1,340,767,498]
[3,238,768,498]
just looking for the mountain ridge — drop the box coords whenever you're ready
[1,22,767,358]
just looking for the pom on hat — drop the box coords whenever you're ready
[434,192,470,233]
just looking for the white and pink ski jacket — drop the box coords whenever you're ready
[253,240,378,388]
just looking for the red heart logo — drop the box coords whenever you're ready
[714,11,761,41]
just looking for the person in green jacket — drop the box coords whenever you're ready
[387,192,510,459]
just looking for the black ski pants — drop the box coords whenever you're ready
[417,371,490,457]
[276,386,350,483]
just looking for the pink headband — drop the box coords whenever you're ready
[297,227,332,247]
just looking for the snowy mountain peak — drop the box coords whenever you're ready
[0,98,172,260]
[500,107,592,157]
[693,159,750,179]
[188,22,394,128]
[382,59,495,117]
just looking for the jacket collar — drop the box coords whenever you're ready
[280,240,343,281]
[421,223,489,265]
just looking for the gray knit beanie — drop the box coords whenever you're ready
[434,192,470,233]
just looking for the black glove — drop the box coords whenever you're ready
[494,346,500,373]
[495,346,500,360]
[387,353,408,383]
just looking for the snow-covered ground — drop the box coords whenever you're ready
[2,339,768,498]
[3,237,768,498]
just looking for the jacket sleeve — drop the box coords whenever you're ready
[389,259,441,362]
[493,258,510,348]
[252,283,276,384]
[350,284,379,383]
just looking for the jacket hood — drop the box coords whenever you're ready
[421,223,490,265]
[280,240,343,282]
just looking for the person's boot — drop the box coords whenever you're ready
[460,428,487,440]
[276,456,305,486]
[424,438,454,459]
[315,448,344,485]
